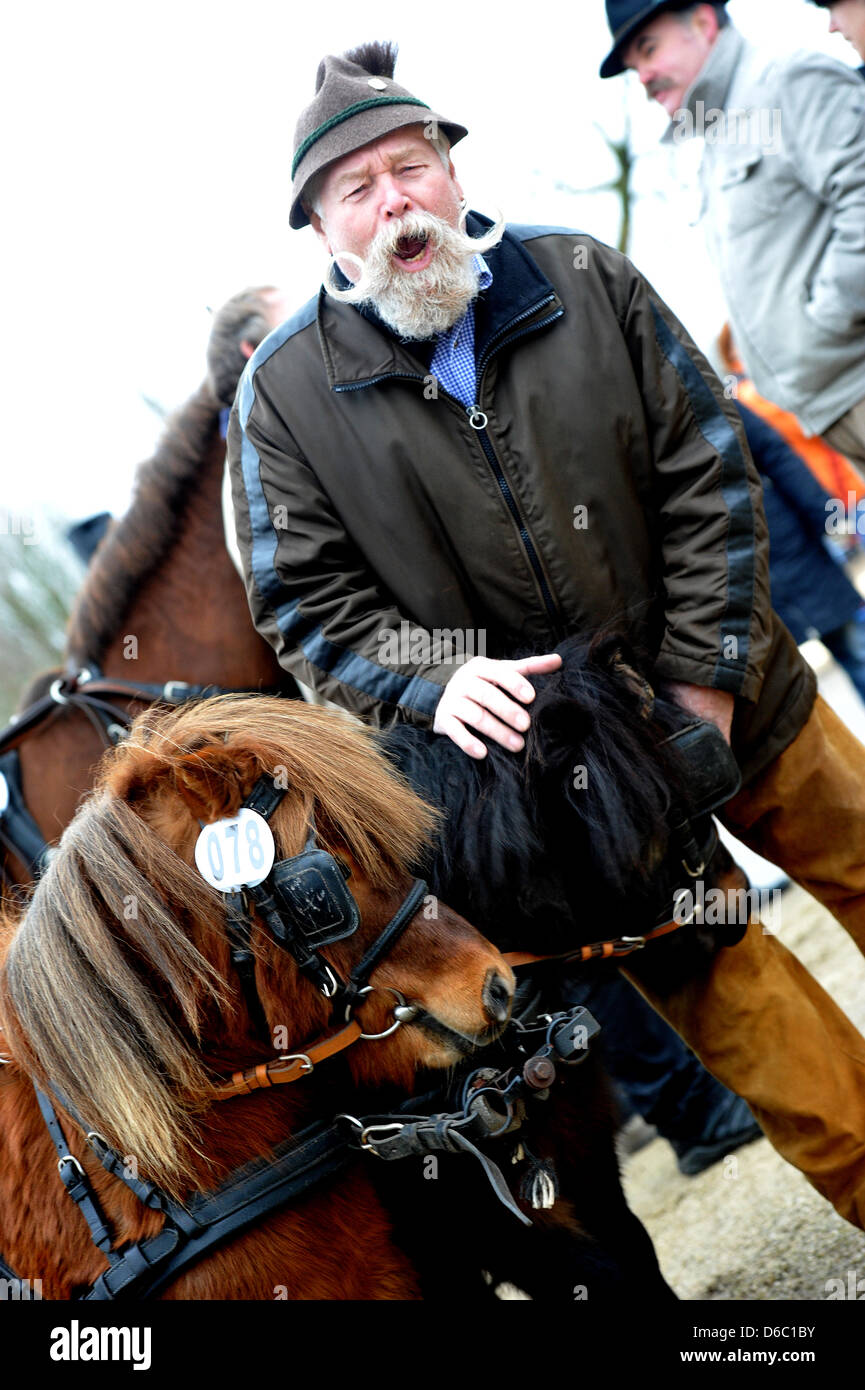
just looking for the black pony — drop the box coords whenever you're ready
[381,631,743,972]
[361,632,743,1301]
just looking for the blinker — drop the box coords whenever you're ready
[271,830,360,949]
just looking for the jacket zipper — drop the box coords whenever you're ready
[468,410,561,627]
[333,295,565,628]
[472,296,565,628]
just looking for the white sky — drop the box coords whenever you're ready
[2,0,858,523]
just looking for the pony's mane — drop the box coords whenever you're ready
[64,383,221,667]
[0,696,438,1196]
[381,634,690,950]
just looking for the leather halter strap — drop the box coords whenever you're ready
[0,749,52,880]
[503,801,723,972]
[342,875,429,1009]
[212,876,430,1100]
[212,1021,363,1101]
[503,912,685,971]
[0,667,282,759]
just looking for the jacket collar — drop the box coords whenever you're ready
[317,212,561,391]
[661,24,746,145]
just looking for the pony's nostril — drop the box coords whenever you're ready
[482,969,513,1025]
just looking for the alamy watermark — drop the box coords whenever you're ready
[673,879,782,927]
[0,1276,42,1299]
[825,1269,865,1299]
[0,507,38,546]
[49,1321,151,1369]
[671,101,783,152]
[825,492,865,535]
[377,621,486,667]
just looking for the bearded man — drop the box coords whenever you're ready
[226,42,865,1231]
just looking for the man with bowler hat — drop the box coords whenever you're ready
[601,1,865,469]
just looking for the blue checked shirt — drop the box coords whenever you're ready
[429,255,492,409]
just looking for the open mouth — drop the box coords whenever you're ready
[393,233,429,263]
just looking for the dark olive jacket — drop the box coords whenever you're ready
[227,216,816,783]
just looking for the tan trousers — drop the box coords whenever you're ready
[823,395,865,475]
[625,695,865,1229]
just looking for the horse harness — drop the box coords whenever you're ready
[5,1002,597,1300]
[1,773,602,1298]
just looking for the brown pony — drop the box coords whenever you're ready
[2,292,290,897]
[0,695,514,1300]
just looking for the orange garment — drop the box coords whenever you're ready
[718,324,865,504]
[737,379,865,504]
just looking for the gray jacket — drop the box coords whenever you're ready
[664,25,865,435]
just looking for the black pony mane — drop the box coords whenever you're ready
[380,633,694,952]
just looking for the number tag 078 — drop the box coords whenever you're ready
[194,808,276,893]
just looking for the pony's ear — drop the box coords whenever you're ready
[167,745,263,822]
[107,741,263,822]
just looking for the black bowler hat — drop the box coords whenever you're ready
[599,0,728,78]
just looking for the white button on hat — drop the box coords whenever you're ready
[367,77,387,90]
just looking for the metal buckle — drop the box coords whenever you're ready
[278,1053,313,1074]
[359,1122,404,1154]
[49,679,70,706]
[318,964,340,999]
[162,680,191,703]
[58,1155,85,1177]
[618,934,647,950]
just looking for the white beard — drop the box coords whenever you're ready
[324,208,505,340]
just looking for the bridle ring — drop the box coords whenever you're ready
[356,984,409,1040]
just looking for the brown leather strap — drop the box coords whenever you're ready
[212,1021,364,1101]
[68,677,156,703]
[503,913,684,971]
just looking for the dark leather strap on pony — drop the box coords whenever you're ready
[233,774,429,1026]
[0,665,284,760]
[16,1003,600,1298]
[0,750,52,881]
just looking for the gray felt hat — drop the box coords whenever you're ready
[289,42,468,230]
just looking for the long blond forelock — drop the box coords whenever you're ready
[0,795,230,1197]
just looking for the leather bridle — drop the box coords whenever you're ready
[207,772,432,1101]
